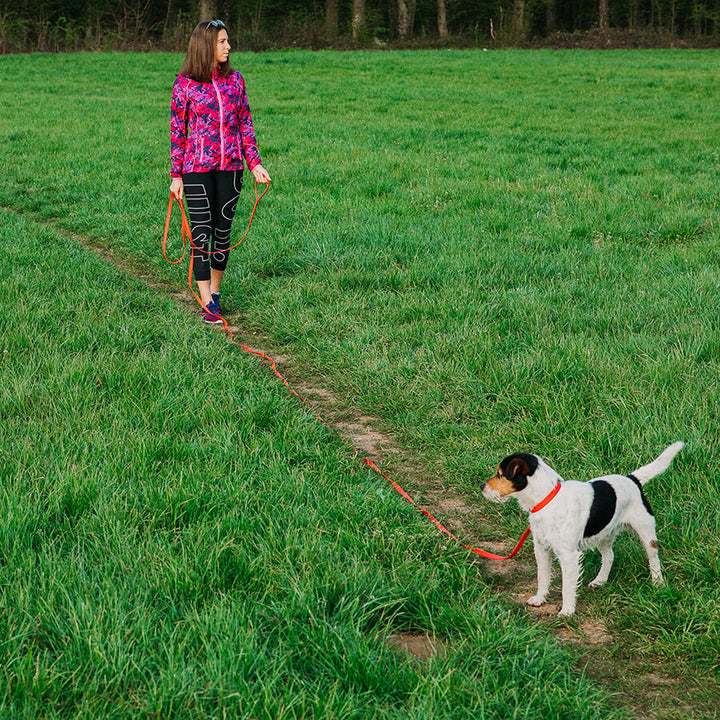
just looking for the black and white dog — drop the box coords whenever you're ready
[482,442,684,617]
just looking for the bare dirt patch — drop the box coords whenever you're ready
[556,619,612,646]
[386,633,446,662]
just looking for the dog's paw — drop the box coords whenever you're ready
[588,578,607,588]
[527,595,546,607]
[558,607,576,618]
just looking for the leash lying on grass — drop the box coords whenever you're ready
[163,187,538,561]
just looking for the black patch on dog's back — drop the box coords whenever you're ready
[628,473,655,516]
[584,480,617,537]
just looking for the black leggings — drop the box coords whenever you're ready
[183,170,243,282]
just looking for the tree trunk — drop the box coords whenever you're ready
[326,0,338,40]
[693,0,701,34]
[598,0,609,30]
[398,0,416,41]
[244,0,264,35]
[511,0,526,40]
[198,0,217,22]
[163,0,173,39]
[352,0,366,41]
[546,0,556,32]
[398,0,410,40]
[438,0,449,40]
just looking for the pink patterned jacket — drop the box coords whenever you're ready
[171,68,262,178]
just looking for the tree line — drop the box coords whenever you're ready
[1,0,718,53]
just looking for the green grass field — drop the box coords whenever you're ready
[0,49,719,718]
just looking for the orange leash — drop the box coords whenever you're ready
[162,189,539,561]
[164,180,269,262]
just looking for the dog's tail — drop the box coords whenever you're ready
[630,441,685,485]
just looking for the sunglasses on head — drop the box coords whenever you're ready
[207,20,225,28]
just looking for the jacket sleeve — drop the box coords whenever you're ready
[236,74,262,171]
[170,76,188,178]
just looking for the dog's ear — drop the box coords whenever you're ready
[500,453,538,491]
[506,456,531,481]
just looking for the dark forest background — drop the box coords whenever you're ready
[1,0,718,53]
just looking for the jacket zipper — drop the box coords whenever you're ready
[211,78,225,168]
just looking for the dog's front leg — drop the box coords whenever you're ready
[556,549,582,617]
[527,540,552,607]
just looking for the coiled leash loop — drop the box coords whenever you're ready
[162,185,536,561]
[163,179,269,262]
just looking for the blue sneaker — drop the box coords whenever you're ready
[211,292,221,312]
[202,300,223,324]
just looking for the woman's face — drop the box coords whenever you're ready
[215,29,230,64]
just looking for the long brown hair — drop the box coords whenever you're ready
[179,21,232,83]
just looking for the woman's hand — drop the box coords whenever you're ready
[170,177,184,201]
[251,165,271,184]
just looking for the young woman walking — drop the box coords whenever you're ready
[170,20,271,323]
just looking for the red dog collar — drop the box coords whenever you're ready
[531,481,562,513]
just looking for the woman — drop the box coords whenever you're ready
[170,20,271,324]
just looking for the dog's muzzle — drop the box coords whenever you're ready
[481,482,508,504]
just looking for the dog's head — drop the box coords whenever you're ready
[482,453,539,504]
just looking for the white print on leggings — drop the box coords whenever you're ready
[183,171,242,281]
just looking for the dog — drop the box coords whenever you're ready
[482,442,684,617]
